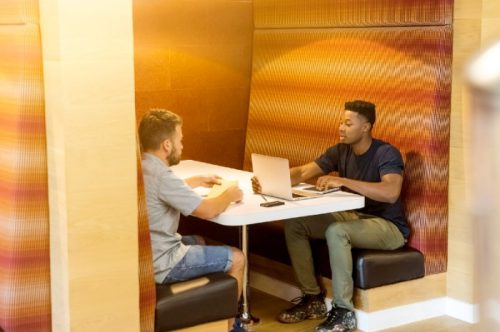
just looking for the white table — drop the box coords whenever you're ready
[172,160,365,324]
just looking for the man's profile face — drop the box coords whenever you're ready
[167,125,183,166]
[339,110,368,144]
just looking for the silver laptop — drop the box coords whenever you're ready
[251,153,339,201]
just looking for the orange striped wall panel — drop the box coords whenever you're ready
[244,26,452,275]
[254,0,452,28]
[137,146,156,332]
[0,0,39,25]
[0,20,51,332]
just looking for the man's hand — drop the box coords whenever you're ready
[251,176,262,194]
[225,185,243,203]
[316,175,343,190]
[198,175,222,188]
[192,184,243,219]
[186,175,221,188]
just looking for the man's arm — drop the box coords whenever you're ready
[185,175,221,188]
[316,173,403,204]
[191,185,243,220]
[252,162,325,193]
[290,162,325,186]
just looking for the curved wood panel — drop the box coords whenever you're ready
[245,26,452,274]
[255,0,453,29]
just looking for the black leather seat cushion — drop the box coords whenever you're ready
[312,241,425,289]
[250,223,425,290]
[351,247,425,289]
[155,272,238,332]
[179,217,425,290]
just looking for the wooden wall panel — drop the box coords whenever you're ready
[40,0,140,331]
[134,0,254,169]
[447,0,500,305]
[254,0,452,28]
[447,0,482,305]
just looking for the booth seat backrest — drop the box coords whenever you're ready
[244,0,452,275]
[0,0,51,330]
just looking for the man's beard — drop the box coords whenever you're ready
[167,146,181,166]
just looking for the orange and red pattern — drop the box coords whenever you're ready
[137,145,156,332]
[245,2,452,275]
[0,1,51,330]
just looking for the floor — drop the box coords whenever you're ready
[246,289,476,332]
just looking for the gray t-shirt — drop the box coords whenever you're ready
[141,153,202,283]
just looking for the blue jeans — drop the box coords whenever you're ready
[162,235,233,284]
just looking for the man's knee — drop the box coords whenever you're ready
[230,247,245,270]
[325,222,347,240]
[284,218,306,236]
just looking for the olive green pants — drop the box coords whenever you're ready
[284,211,405,310]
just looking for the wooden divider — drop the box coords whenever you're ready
[39,1,140,331]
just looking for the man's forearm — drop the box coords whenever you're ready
[290,162,324,186]
[339,177,401,204]
[192,194,231,220]
[184,176,200,188]
[290,167,303,186]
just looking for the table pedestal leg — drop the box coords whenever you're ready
[239,224,260,325]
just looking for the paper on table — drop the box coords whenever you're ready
[207,180,238,198]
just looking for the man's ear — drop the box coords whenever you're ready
[362,122,372,133]
[161,138,172,154]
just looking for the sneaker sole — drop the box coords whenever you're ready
[277,314,327,324]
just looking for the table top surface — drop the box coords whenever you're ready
[171,160,365,226]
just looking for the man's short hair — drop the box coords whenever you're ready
[344,100,376,126]
[139,109,183,151]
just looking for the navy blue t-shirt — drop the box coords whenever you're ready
[315,139,410,239]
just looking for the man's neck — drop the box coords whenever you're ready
[351,136,373,156]
[146,150,169,166]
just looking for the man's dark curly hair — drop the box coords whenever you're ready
[344,100,376,126]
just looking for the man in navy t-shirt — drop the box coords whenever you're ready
[252,100,409,332]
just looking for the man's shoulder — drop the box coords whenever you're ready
[372,139,404,166]
[373,139,401,154]
[326,142,350,153]
[142,155,181,184]
[318,143,350,161]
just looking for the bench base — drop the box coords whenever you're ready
[249,253,445,312]
[173,319,227,332]
[352,273,445,312]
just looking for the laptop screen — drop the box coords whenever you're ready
[251,153,294,200]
